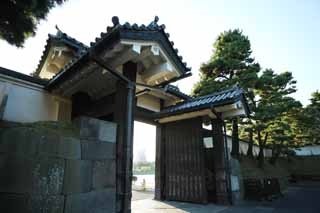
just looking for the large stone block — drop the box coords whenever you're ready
[38,135,81,159]
[74,116,117,143]
[31,157,65,195]
[0,155,65,195]
[0,127,40,156]
[0,193,30,213]
[30,194,64,213]
[92,160,116,190]
[65,188,116,213]
[0,154,33,193]
[63,160,92,194]
[81,140,115,160]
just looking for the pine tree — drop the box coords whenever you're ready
[0,0,66,47]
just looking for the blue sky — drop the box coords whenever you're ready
[0,0,318,161]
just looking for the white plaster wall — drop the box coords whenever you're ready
[203,136,272,157]
[137,94,160,112]
[294,145,320,156]
[0,76,71,123]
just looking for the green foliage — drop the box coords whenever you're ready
[297,91,320,145]
[0,0,66,47]
[192,29,260,97]
[133,162,155,175]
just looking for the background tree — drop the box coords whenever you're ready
[252,69,299,167]
[298,91,320,145]
[0,0,66,47]
[192,29,260,158]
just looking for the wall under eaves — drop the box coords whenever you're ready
[0,74,72,123]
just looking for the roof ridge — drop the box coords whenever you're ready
[89,16,190,71]
[190,85,242,101]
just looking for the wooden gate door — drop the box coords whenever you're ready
[163,117,207,203]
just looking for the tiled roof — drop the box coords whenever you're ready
[156,86,247,117]
[89,16,190,71]
[47,16,191,89]
[34,27,88,77]
[163,85,192,100]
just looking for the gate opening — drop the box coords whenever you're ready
[132,121,156,200]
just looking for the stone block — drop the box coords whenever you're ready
[81,140,115,160]
[31,157,65,195]
[74,116,117,143]
[92,160,116,189]
[30,194,64,213]
[65,188,116,213]
[231,175,240,191]
[231,191,242,205]
[63,160,92,194]
[38,135,81,159]
[0,193,30,213]
[0,154,33,193]
[0,155,64,195]
[0,127,40,156]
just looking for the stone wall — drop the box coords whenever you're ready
[0,117,117,213]
[229,156,290,204]
[229,157,242,205]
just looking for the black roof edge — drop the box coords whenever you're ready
[34,32,88,77]
[158,72,192,87]
[156,96,241,119]
[0,67,48,86]
[46,27,121,91]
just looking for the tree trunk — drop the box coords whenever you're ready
[257,130,268,168]
[231,118,239,158]
[270,142,282,165]
[246,128,254,158]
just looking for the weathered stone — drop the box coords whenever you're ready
[0,128,40,155]
[30,194,64,213]
[31,157,65,195]
[231,175,240,191]
[38,135,81,159]
[231,191,242,205]
[0,155,64,195]
[0,193,30,213]
[65,188,116,213]
[92,160,116,189]
[63,160,92,194]
[0,154,33,193]
[74,116,117,143]
[81,140,115,160]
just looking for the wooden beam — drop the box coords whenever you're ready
[142,62,174,84]
[106,45,140,68]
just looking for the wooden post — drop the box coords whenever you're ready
[114,61,137,213]
[231,117,239,158]
[211,119,230,205]
[155,124,166,200]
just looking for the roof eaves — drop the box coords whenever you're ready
[34,32,88,78]
[156,86,245,118]
[0,67,48,86]
[47,16,191,89]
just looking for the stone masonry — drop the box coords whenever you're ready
[0,116,117,213]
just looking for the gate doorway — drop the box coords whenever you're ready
[132,121,156,194]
